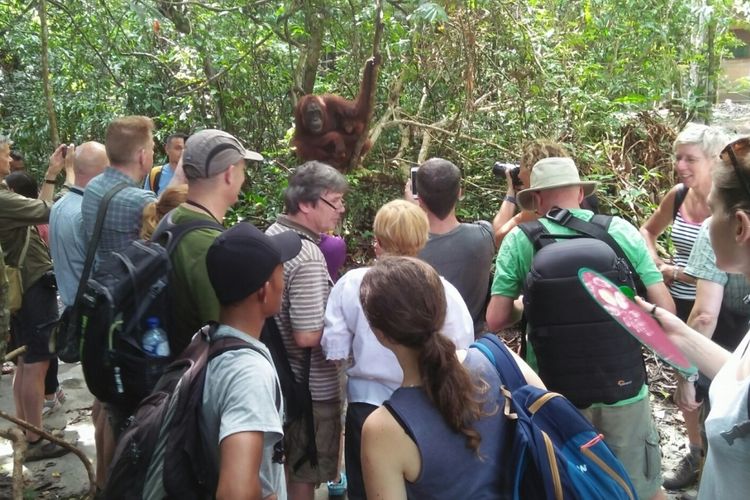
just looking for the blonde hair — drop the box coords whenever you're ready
[140,185,189,239]
[674,124,728,159]
[105,115,154,165]
[520,139,569,171]
[373,199,429,256]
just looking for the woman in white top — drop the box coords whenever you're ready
[321,199,474,499]
[640,136,750,500]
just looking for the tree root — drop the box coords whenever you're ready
[0,409,95,499]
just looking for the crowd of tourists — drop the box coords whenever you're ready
[0,117,748,500]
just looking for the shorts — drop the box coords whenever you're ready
[10,275,58,364]
[284,400,342,484]
[579,396,662,500]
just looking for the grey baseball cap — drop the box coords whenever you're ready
[182,129,263,179]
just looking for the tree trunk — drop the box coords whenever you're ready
[301,4,324,95]
[39,0,60,147]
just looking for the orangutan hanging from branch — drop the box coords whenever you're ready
[292,55,380,170]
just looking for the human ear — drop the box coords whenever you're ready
[735,210,750,244]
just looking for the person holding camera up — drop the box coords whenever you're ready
[492,139,599,247]
[405,158,496,334]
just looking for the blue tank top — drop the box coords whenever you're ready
[384,349,511,500]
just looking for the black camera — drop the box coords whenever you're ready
[493,162,522,189]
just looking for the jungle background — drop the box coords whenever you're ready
[1,0,749,260]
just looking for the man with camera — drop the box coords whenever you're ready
[406,157,496,334]
[0,136,71,461]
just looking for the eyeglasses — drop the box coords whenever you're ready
[721,138,750,200]
[319,196,344,211]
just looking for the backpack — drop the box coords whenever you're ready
[260,316,317,471]
[105,324,265,500]
[471,334,638,500]
[672,183,689,220]
[518,208,646,408]
[147,165,163,193]
[79,213,224,416]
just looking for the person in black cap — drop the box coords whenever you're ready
[167,128,264,357]
[201,221,301,500]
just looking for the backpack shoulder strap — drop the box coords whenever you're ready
[673,184,689,220]
[470,334,526,390]
[152,210,225,252]
[546,208,645,292]
[148,166,163,192]
[517,220,552,251]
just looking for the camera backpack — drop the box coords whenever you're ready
[78,213,223,416]
[519,208,646,408]
[471,333,638,500]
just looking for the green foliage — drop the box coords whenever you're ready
[0,0,743,255]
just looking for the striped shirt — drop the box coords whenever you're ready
[266,216,341,402]
[670,209,703,300]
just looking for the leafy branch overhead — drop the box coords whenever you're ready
[0,0,745,254]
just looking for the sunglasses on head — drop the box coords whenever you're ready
[721,138,750,199]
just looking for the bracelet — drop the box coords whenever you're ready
[684,372,699,383]
[44,179,57,185]
[672,265,680,282]
[504,195,517,205]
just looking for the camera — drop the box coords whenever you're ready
[493,162,522,189]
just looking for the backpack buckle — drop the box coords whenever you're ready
[545,207,572,225]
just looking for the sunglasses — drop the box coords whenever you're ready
[721,138,750,200]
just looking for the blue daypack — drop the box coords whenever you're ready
[471,334,638,500]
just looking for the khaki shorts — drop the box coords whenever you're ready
[285,400,342,484]
[579,396,662,500]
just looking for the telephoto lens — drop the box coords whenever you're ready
[492,162,522,188]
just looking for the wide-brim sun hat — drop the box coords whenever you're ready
[516,157,598,211]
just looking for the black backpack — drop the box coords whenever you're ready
[105,324,268,499]
[519,208,646,408]
[79,213,223,416]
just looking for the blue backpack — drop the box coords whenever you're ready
[471,334,637,500]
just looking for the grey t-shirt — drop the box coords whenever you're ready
[419,221,496,333]
[200,325,286,499]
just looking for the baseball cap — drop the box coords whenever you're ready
[206,223,301,305]
[182,129,263,179]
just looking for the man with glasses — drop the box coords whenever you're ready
[166,129,263,357]
[265,161,348,500]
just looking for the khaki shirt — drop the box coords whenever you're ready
[0,241,8,343]
[0,183,53,291]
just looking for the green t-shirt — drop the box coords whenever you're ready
[490,208,663,407]
[168,206,224,356]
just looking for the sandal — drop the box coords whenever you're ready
[25,439,71,462]
[327,471,347,497]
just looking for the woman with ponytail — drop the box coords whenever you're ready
[321,199,474,499]
[359,256,543,499]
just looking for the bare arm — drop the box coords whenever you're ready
[39,144,69,202]
[362,408,413,500]
[293,329,323,348]
[636,296,730,379]
[645,281,676,314]
[486,295,523,332]
[639,186,680,285]
[673,279,725,411]
[216,431,264,500]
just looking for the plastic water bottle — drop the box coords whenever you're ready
[142,317,171,358]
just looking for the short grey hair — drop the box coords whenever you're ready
[674,123,728,159]
[0,135,13,148]
[284,161,349,215]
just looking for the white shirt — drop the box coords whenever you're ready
[321,266,474,406]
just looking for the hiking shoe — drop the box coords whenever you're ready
[42,396,62,417]
[663,452,700,490]
[327,472,347,497]
[24,439,71,462]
